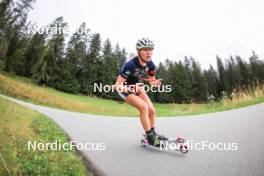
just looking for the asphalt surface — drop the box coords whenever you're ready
[1,94,264,176]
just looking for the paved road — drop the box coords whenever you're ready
[1,94,264,176]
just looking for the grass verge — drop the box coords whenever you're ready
[0,73,264,117]
[0,96,92,175]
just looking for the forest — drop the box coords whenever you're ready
[1,0,264,103]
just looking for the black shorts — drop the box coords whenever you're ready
[117,91,132,101]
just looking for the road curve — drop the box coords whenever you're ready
[1,94,264,176]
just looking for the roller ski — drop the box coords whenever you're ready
[141,130,188,153]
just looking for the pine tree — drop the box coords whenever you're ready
[24,32,47,77]
[0,0,12,60]
[31,17,67,85]
[182,57,195,102]
[154,62,168,103]
[216,56,229,96]
[56,22,89,93]
[204,65,219,99]
[102,39,115,83]
[236,56,250,90]
[190,57,208,102]
[249,51,264,85]
[113,44,127,72]
[120,48,127,67]
[2,0,35,72]
[164,59,176,103]
[100,39,116,98]
[80,33,102,94]
[175,61,192,103]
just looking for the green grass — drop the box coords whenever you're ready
[0,96,92,176]
[0,73,264,117]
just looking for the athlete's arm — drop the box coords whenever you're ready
[115,76,144,94]
[147,61,161,86]
[116,61,141,93]
[114,76,130,93]
[148,76,161,86]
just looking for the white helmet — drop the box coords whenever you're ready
[136,38,154,50]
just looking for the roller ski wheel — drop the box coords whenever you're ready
[176,136,185,143]
[179,144,188,153]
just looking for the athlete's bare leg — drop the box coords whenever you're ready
[138,91,155,128]
[125,94,151,131]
